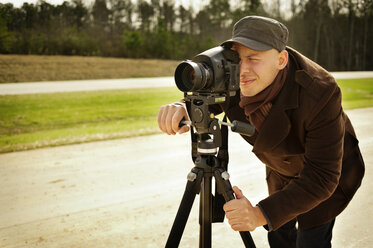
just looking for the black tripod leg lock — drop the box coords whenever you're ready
[188,167,204,194]
[214,169,235,202]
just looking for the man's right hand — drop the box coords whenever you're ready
[157,103,190,135]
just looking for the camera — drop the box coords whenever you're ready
[174,46,248,139]
[174,46,240,94]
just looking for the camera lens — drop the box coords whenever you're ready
[174,61,211,92]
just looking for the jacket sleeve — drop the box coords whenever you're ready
[258,85,345,230]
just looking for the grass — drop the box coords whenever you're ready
[0,78,372,153]
[0,55,179,83]
[0,87,182,153]
[338,78,373,109]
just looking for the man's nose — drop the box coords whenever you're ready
[240,61,251,74]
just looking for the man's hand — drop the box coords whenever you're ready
[223,186,267,232]
[158,103,190,135]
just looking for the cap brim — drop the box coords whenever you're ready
[221,37,272,51]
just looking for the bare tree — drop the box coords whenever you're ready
[162,0,175,31]
[137,0,154,31]
[92,0,110,28]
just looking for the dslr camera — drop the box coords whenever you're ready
[175,46,240,94]
[174,46,240,135]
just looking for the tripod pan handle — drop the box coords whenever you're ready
[231,120,255,137]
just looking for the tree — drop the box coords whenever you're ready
[37,1,54,30]
[206,0,230,29]
[72,0,88,29]
[108,0,131,31]
[0,15,13,53]
[162,0,175,31]
[231,0,263,24]
[138,0,154,31]
[21,2,38,29]
[92,0,110,28]
[195,9,211,34]
[178,5,187,32]
[358,0,373,69]
[303,0,331,63]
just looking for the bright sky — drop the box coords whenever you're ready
[0,0,294,8]
[0,0,296,18]
[0,0,201,7]
[0,0,85,7]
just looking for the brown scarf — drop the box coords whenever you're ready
[239,63,289,131]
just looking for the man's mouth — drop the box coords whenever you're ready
[240,79,256,86]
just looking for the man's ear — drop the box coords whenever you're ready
[278,50,288,69]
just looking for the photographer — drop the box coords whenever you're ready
[158,16,364,248]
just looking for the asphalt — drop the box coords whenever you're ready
[0,71,372,95]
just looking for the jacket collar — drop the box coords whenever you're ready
[252,47,313,153]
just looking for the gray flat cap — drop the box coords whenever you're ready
[221,16,289,52]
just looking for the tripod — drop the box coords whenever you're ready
[165,124,256,248]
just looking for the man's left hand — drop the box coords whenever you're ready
[223,186,267,232]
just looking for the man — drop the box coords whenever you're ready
[158,16,365,248]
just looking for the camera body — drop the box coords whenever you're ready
[174,46,240,94]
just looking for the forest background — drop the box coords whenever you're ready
[0,0,372,72]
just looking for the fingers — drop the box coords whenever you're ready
[226,207,256,231]
[225,206,257,232]
[233,186,244,199]
[178,124,190,134]
[223,187,258,231]
[230,222,256,232]
[171,107,188,133]
[223,186,247,212]
[158,103,189,135]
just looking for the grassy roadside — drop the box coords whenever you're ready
[0,78,372,153]
[0,87,181,153]
[0,55,179,83]
[338,78,373,109]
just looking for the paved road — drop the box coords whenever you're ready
[0,77,174,95]
[0,71,372,95]
[0,107,372,247]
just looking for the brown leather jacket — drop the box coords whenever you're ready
[214,47,365,230]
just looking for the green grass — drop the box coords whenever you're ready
[338,78,373,109]
[0,87,181,153]
[0,78,372,153]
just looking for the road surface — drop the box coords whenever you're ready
[0,71,372,95]
[0,107,372,247]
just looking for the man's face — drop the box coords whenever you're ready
[234,43,286,97]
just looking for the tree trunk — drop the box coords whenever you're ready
[362,15,368,70]
[347,1,355,70]
[313,16,322,62]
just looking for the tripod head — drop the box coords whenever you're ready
[184,92,228,150]
[181,91,256,155]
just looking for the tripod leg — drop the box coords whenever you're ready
[166,168,203,248]
[199,175,212,248]
[214,169,257,248]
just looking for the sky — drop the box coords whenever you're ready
[0,0,203,8]
[0,0,294,8]
[0,0,86,7]
[0,0,296,18]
